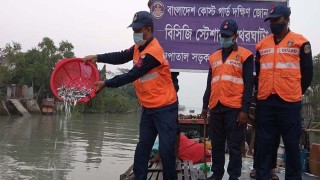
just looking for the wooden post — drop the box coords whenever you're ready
[203,116,208,180]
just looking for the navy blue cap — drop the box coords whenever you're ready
[219,19,238,36]
[264,4,291,22]
[128,11,153,29]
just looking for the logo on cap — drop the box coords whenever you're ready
[270,5,275,14]
[133,13,138,22]
[224,21,229,29]
[151,1,165,19]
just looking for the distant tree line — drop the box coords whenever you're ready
[0,37,140,113]
[0,37,74,101]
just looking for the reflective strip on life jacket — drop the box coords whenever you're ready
[261,63,274,69]
[259,48,274,55]
[211,76,220,84]
[225,59,243,68]
[221,75,243,84]
[212,60,223,68]
[139,72,158,82]
[276,62,300,69]
[277,48,300,55]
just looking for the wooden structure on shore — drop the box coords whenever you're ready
[0,84,43,116]
[8,99,30,116]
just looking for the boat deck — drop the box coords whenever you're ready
[120,160,204,180]
[120,156,319,180]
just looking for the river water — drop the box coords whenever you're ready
[0,113,140,180]
[0,113,319,180]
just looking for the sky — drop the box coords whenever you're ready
[1,0,319,112]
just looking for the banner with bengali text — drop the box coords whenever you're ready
[150,0,287,72]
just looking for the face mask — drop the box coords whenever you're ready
[133,32,146,46]
[220,37,234,48]
[270,23,286,35]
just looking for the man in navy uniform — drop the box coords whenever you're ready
[84,11,179,180]
[255,4,313,180]
[202,19,254,180]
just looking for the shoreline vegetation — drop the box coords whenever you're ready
[0,37,141,115]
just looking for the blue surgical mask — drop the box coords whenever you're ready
[133,33,146,46]
[220,37,234,48]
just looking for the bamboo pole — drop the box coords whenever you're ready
[304,128,320,132]
[203,116,208,180]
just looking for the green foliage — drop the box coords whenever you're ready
[74,86,139,113]
[0,42,24,85]
[77,68,140,113]
[0,37,75,103]
[0,38,141,114]
[311,54,320,87]
[0,65,13,85]
[103,88,139,113]
[58,40,75,58]
[305,53,320,122]
[74,92,106,113]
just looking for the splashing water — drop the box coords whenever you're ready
[57,85,92,116]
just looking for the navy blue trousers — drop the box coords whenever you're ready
[253,132,280,169]
[209,107,244,180]
[133,106,178,180]
[255,96,302,180]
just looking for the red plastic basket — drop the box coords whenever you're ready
[50,58,100,103]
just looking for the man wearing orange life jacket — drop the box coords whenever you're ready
[201,19,254,180]
[83,11,178,180]
[254,4,313,180]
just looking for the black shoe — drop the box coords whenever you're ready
[206,175,215,180]
[270,169,279,180]
[196,174,214,180]
[250,169,256,179]
[206,174,222,180]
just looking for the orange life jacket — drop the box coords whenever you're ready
[133,38,177,108]
[256,31,307,102]
[208,46,252,109]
